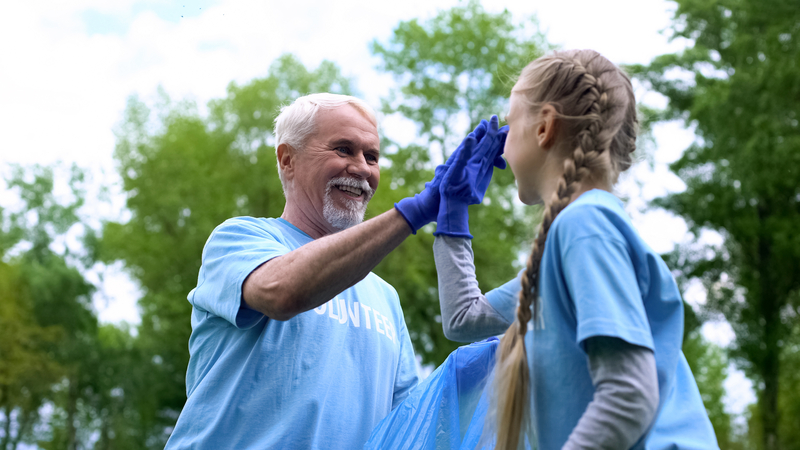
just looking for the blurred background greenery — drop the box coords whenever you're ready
[1,0,799,449]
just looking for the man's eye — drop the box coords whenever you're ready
[366,154,378,163]
[336,147,350,154]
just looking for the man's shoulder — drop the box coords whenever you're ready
[210,216,307,241]
[198,216,312,258]
[215,216,279,232]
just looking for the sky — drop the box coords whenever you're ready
[0,0,755,414]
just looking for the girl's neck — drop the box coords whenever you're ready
[538,153,613,205]
[570,179,612,202]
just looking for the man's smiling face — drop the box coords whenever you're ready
[289,104,381,234]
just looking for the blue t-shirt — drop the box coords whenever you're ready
[164,217,419,450]
[486,190,718,450]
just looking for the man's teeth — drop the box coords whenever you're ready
[337,185,363,196]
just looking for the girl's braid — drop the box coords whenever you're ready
[518,56,612,331]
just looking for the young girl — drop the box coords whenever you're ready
[433,50,719,449]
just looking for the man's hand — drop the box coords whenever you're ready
[435,115,508,238]
[394,120,490,234]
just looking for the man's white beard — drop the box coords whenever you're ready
[323,177,374,231]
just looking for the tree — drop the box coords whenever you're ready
[630,0,800,448]
[0,261,63,450]
[369,0,547,363]
[681,304,735,448]
[87,323,146,450]
[0,165,101,450]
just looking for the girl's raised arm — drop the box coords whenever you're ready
[433,235,514,342]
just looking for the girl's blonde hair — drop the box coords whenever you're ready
[492,49,638,450]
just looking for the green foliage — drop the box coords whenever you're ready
[372,0,548,154]
[0,261,64,450]
[683,329,734,447]
[681,299,737,447]
[632,0,800,448]
[84,323,148,450]
[0,164,165,450]
[0,165,107,450]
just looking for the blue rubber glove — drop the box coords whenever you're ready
[395,121,490,233]
[434,116,508,238]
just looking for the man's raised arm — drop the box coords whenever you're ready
[243,209,410,320]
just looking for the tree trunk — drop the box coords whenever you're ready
[98,421,109,450]
[10,407,35,450]
[98,407,111,450]
[758,212,780,450]
[9,414,24,450]
[761,346,780,450]
[66,377,78,450]
[1,403,11,450]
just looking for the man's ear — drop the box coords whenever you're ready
[537,104,559,150]
[277,143,295,180]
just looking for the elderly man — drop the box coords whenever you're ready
[164,93,507,450]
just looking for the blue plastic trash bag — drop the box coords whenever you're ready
[364,337,521,450]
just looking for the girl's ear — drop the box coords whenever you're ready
[537,104,559,150]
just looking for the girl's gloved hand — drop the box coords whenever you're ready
[394,120,490,233]
[434,115,507,238]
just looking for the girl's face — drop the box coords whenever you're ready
[504,92,547,205]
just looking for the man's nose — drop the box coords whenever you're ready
[347,154,371,179]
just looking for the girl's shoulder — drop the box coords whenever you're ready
[550,190,637,248]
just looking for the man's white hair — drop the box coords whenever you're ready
[273,93,377,189]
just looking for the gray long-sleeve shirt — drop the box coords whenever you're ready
[433,235,659,450]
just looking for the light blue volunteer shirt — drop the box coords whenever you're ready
[486,190,718,450]
[164,217,419,450]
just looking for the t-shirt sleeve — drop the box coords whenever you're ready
[189,218,290,329]
[560,209,654,352]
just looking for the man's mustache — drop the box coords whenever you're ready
[327,177,375,200]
